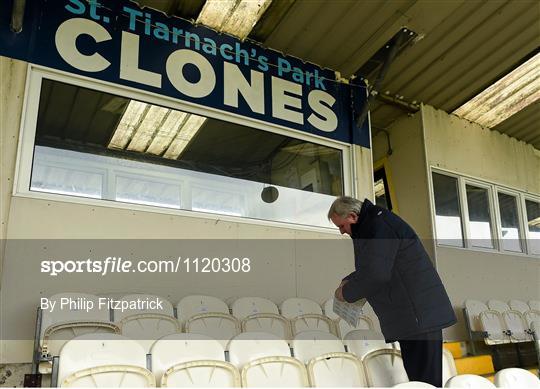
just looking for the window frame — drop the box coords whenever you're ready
[431,169,465,248]
[522,195,540,256]
[14,65,355,232]
[430,167,539,257]
[495,188,525,254]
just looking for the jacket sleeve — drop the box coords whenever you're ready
[341,220,400,303]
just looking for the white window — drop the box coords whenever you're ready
[525,199,540,255]
[465,184,494,249]
[432,172,464,247]
[431,169,539,256]
[497,192,523,253]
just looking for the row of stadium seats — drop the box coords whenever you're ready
[36,293,379,373]
[464,299,540,345]
[53,330,540,387]
[56,330,404,387]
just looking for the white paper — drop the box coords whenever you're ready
[333,297,367,327]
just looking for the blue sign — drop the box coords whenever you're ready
[0,0,369,146]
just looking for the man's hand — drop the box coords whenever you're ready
[335,280,348,302]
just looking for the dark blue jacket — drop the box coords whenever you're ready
[342,199,456,341]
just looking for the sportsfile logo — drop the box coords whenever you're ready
[40,256,251,276]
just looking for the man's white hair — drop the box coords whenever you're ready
[327,196,363,219]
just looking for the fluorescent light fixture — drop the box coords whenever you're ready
[108,101,148,150]
[163,114,206,159]
[127,105,169,152]
[146,110,188,156]
[196,0,272,40]
[453,52,540,128]
[108,101,205,158]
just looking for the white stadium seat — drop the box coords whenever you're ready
[479,310,508,345]
[232,297,291,340]
[39,293,119,373]
[228,331,309,387]
[343,329,390,360]
[115,294,179,353]
[464,299,490,333]
[185,314,240,349]
[393,382,436,387]
[444,374,496,387]
[363,348,409,387]
[494,368,540,388]
[509,299,531,314]
[293,330,366,387]
[57,333,154,387]
[177,295,229,324]
[281,297,335,335]
[292,330,346,362]
[443,349,458,386]
[150,333,240,387]
[529,301,540,311]
[178,295,240,348]
[487,299,531,342]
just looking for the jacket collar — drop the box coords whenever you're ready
[351,199,373,235]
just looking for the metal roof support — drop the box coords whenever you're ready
[10,0,26,33]
[355,29,409,129]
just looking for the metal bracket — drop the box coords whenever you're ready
[354,27,418,129]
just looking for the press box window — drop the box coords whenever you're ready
[432,172,464,247]
[525,199,540,255]
[29,78,345,227]
[373,167,393,211]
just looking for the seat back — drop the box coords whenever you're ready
[241,314,291,340]
[343,329,389,360]
[185,313,240,348]
[502,310,531,342]
[228,332,309,387]
[292,331,345,363]
[479,310,508,344]
[231,297,279,319]
[529,300,540,311]
[116,294,179,352]
[442,349,457,386]
[487,299,510,314]
[228,332,291,368]
[177,295,229,324]
[524,310,540,329]
[308,352,367,387]
[509,299,530,314]
[464,300,489,332]
[40,293,118,359]
[280,297,323,318]
[362,349,409,387]
[444,374,496,388]
[494,368,540,388]
[57,333,153,387]
[151,333,240,387]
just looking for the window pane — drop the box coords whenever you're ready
[432,173,463,246]
[525,199,540,255]
[466,185,494,248]
[497,193,522,252]
[30,79,344,227]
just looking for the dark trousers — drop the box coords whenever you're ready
[398,330,443,387]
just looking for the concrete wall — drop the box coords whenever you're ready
[372,112,435,259]
[422,105,540,340]
[0,58,373,363]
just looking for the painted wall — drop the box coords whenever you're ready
[0,58,374,363]
[422,105,540,340]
